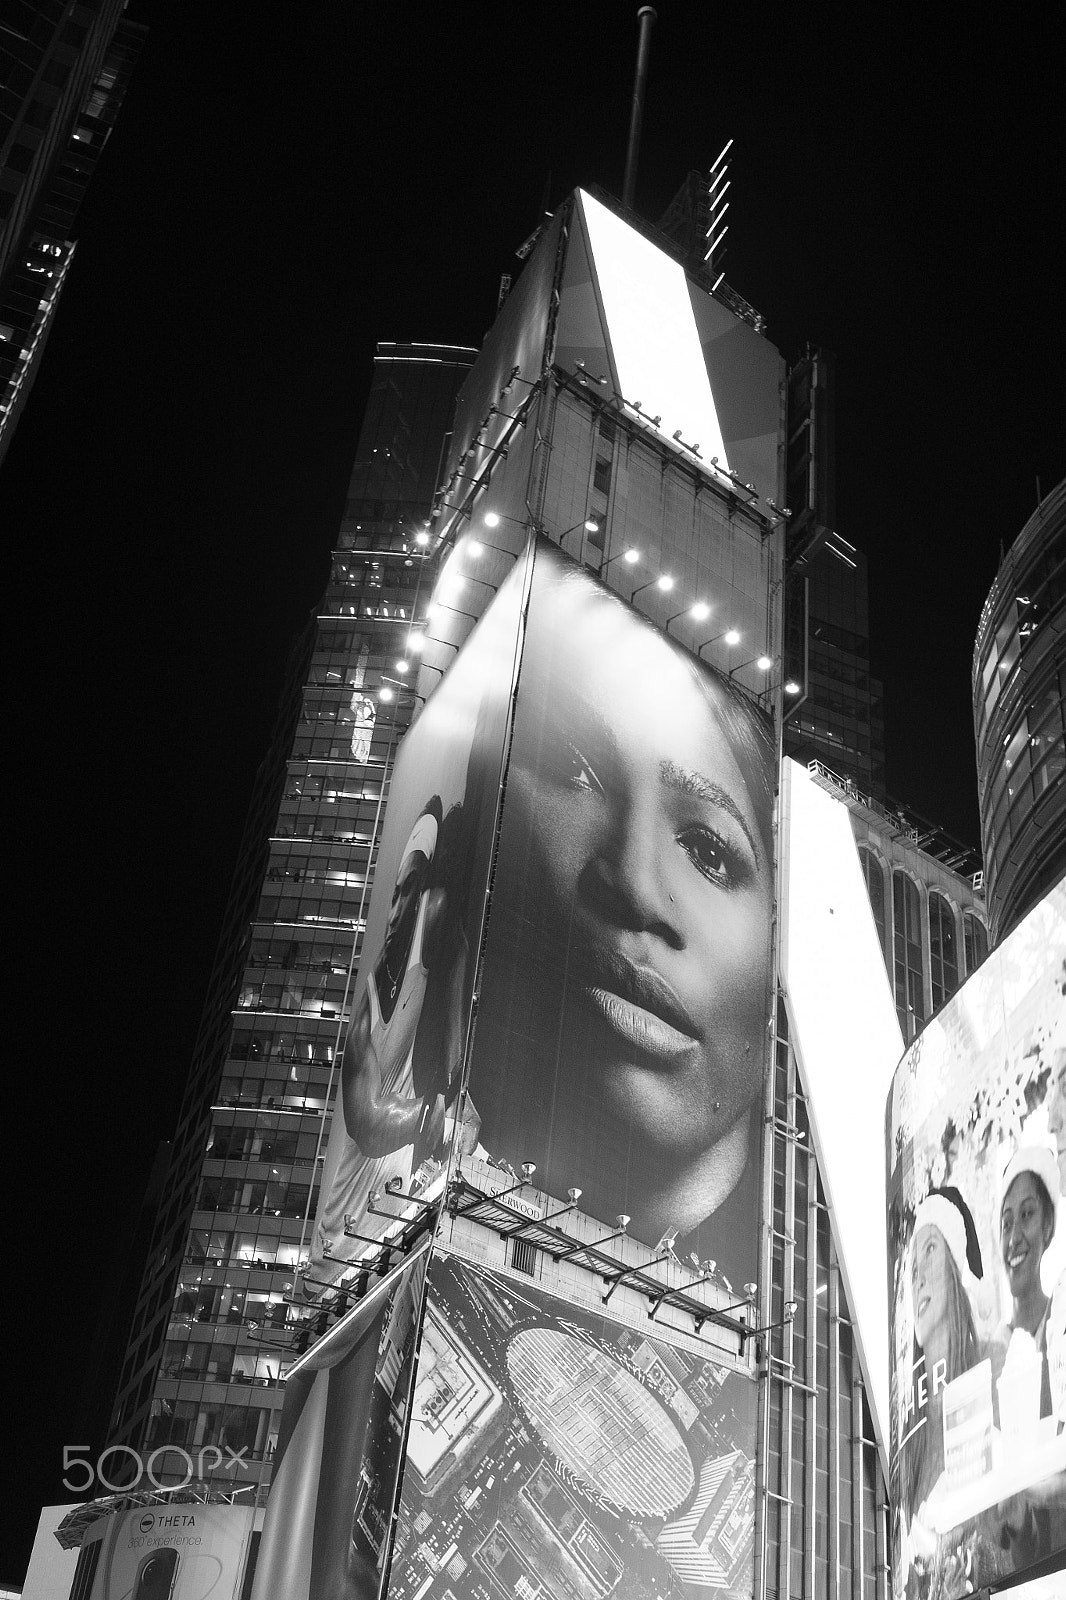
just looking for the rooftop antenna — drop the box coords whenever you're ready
[622,7,657,211]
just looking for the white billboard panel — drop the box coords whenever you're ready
[579,190,729,469]
[779,758,905,1455]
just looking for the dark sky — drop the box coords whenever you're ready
[2,2,1062,1579]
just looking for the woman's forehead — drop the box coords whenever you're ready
[913,1224,943,1257]
[1003,1171,1040,1208]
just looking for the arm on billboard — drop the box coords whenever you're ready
[412,894,470,1096]
[340,990,427,1158]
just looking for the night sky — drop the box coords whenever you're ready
[2,3,1062,1579]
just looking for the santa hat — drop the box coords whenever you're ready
[912,1185,984,1282]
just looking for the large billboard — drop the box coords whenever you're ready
[303,550,528,1295]
[885,877,1066,1599]
[554,191,784,509]
[466,540,776,1286]
[390,1253,758,1600]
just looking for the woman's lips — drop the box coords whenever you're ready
[584,987,696,1057]
[575,956,700,1060]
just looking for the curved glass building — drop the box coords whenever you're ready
[973,476,1066,944]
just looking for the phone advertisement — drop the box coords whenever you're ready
[82,1504,254,1600]
[302,549,526,1297]
[886,877,1066,1599]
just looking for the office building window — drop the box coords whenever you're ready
[964,912,988,975]
[928,893,959,1012]
[893,872,924,1042]
[858,847,887,963]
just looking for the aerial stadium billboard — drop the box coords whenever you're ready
[885,877,1066,1599]
[389,1253,759,1600]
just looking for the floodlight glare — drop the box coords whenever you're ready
[483,512,501,528]
[690,602,710,621]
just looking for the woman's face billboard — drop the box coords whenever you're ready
[885,878,1066,1599]
[468,541,776,1279]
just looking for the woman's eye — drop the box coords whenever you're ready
[678,826,744,886]
[557,740,602,794]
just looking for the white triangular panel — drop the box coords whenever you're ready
[779,759,905,1460]
[578,190,729,469]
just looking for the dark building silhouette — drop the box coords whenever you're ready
[0,0,143,463]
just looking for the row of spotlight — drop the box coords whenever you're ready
[381,509,800,697]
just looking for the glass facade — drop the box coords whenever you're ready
[973,476,1066,944]
[762,996,890,1600]
[107,343,475,1488]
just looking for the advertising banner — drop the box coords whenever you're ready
[886,877,1066,1599]
[390,1252,758,1600]
[303,549,528,1296]
[466,540,776,1288]
[252,1258,426,1600]
[82,1504,254,1600]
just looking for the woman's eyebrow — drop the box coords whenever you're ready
[659,759,759,865]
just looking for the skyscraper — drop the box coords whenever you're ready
[106,341,475,1487]
[0,0,143,464]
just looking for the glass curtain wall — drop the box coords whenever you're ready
[107,344,473,1494]
[761,994,890,1600]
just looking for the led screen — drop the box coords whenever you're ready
[390,1253,759,1600]
[467,539,776,1288]
[885,877,1066,1599]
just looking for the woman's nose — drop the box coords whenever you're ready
[583,806,683,944]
